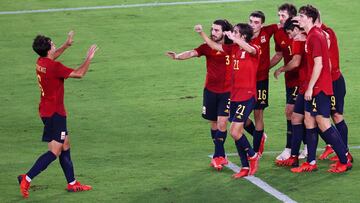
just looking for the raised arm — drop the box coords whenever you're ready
[224,31,256,54]
[68,45,98,78]
[194,24,224,52]
[53,31,74,59]
[166,50,198,60]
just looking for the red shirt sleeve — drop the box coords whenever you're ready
[55,61,74,79]
[275,39,282,52]
[310,35,323,58]
[264,24,278,36]
[194,43,207,57]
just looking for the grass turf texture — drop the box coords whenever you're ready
[0,0,360,202]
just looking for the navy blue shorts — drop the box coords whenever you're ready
[305,91,331,118]
[254,79,269,110]
[202,88,230,121]
[286,86,299,105]
[293,93,305,115]
[229,97,255,123]
[331,74,346,114]
[41,113,68,143]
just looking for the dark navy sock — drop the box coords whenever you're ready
[211,129,217,157]
[59,149,75,183]
[235,135,255,157]
[27,151,57,179]
[253,130,264,152]
[306,128,318,163]
[244,120,255,136]
[286,120,292,148]
[291,124,304,156]
[239,148,250,167]
[214,130,227,157]
[234,138,250,167]
[322,126,348,164]
[302,125,307,145]
[335,120,348,150]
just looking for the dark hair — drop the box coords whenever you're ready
[299,5,319,24]
[283,18,301,32]
[278,3,297,17]
[235,23,253,42]
[213,19,233,44]
[250,11,265,23]
[32,35,52,57]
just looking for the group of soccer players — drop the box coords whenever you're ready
[167,3,353,178]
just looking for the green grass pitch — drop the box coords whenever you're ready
[0,0,360,202]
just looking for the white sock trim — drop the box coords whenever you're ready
[25,175,32,182]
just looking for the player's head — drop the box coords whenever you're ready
[298,5,319,28]
[283,18,302,39]
[212,19,233,44]
[249,11,265,34]
[32,35,55,57]
[234,23,253,42]
[278,3,297,25]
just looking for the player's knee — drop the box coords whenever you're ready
[50,148,62,157]
[304,115,316,129]
[285,108,293,119]
[291,113,303,125]
[331,113,344,124]
[315,116,331,132]
[217,122,227,132]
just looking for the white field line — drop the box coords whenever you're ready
[0,0,252,15]
[208,155,297,203]
[225,145,360,157]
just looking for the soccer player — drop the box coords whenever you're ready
[291,5,351,173]
[270,3,307,161]
[166,20,233,171]
[18,31,97,198]
[195,23,260,178]
[315,16,353,162]
[274,18,307,167]
[246,11,279,156]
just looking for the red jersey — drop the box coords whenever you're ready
[222,43,260,102]
[274,28,298,87]
[36,57,74,117]
[305,26,333,96]
[250,24,278,81]
[195,43,231,93]
[321,24,341,81]
[291,40,307,94]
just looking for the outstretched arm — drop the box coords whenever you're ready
[165,50,198,60]
[68,45,98,78]
[194,24,224,52]
[53,31,74,59]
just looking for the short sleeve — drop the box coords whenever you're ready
[194,43,207,57]
[264,24,278,36]
[55,61,74,79]
[310,35,323,58]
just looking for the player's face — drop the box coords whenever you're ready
[298,13,311,28]
[286,29,297,39]
[211,24,224,42]
[278,10,290,25]
[233,27,241,39]
[249,16,263,34]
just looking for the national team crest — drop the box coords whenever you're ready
[261,35,266,43]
